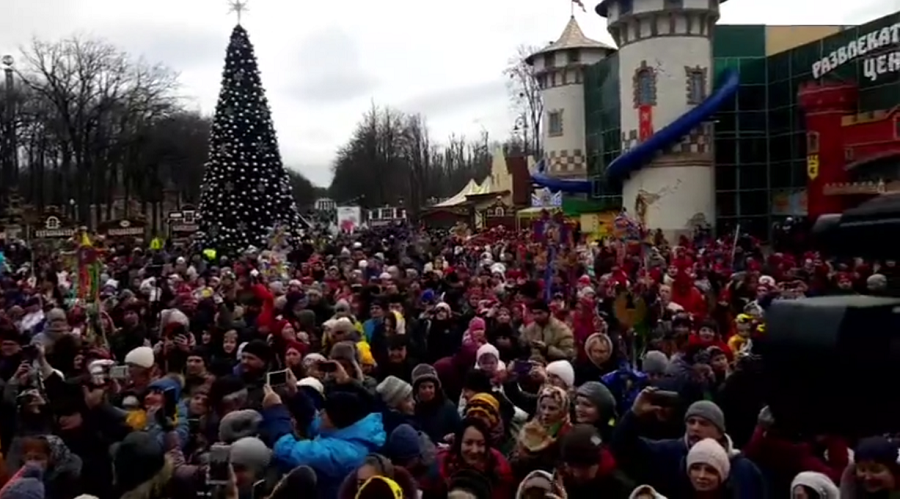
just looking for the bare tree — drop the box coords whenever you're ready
[15,36,179,223]
[504,44,543,155]
[329,105,492,208]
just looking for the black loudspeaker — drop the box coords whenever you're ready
[758,295,900,438]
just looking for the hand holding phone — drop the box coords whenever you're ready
[109,365,129,380]
[163,387,178,419]
[647,390,680,407]
[207,444,231,485]
[266,369,288,387]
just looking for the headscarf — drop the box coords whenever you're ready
[517,385,570,453]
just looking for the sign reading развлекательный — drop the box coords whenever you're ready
[811,23,899,82]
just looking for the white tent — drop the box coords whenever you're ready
[433,179,484,207]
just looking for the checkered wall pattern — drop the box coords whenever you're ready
[620,122,713,157]
[546,149,587,173]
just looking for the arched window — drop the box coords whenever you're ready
[636,69,654,106]
[494,206,505,216]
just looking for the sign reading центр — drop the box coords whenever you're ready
[811,23,900,82]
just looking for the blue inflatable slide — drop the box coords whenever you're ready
[531,69,739,191]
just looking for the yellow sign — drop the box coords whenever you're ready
[807,154,819,180]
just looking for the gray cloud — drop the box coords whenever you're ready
[99,24,226,72]
[396,79,508,117]
[285,29,378,103]
[0,0,78,50]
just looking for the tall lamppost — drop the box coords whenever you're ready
[1,55,15,210]
[514,115,530,155]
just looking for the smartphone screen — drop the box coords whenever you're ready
[252,479,266,498]
[266,369,288,387]
[648,390,680,406]
[110,365,129,380]
[207,444,231,485]
[163,387,178,419]
[514,361,534,376]
[319,361,337,373]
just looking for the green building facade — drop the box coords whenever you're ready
[582,11,900,237]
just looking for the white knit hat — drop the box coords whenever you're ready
[546,360,575,389]
[687,438,730,480]
[297,377,324,395]
[124,346,154,369]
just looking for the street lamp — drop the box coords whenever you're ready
[513,115,530,155]
[2,55,14,193]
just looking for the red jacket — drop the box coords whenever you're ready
[743,426,849,484]
[671,284,707,319]
[250,283,275,332]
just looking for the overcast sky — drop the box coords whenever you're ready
[1,0,897,187]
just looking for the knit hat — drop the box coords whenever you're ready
[641,351,669,375]
[411,363,441,389]
[790,471,838,499]
[124,346,155,369]
[230,437,271,472]
[575,381,617,420]
[376,376,413,408]
[219,409,263,443]
[241,339,273,363]
[685,400,726,435]
[856,436,900,465]
[302,353,327,371]
[546,360,575,388]
[687,438,730,480]
[448,469,492,499]
[330,341,359,363]
[113,431,166,491]
[298,376,324,395]
[0,464,45,499]
[386,424,423,463]
[560,424,603,466]
[270,466,317,499]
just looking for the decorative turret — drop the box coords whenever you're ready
[595,0,727,237]
[526,17,615,179]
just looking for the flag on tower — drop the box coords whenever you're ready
[572,0,586,12]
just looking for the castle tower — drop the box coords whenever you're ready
[526,17,615,179]
[798,81,858,220]
[598,0,725,235]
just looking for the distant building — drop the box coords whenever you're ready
[314,198,336,212]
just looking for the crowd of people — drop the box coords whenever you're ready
[0,221,894,499]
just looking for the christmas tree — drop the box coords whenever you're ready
[198,23,300,253]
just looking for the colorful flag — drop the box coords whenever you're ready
[572,0,586,11]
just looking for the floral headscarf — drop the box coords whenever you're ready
[518,385,570,453]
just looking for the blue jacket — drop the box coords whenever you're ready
[612,410,766,498]
[601,368,649,415]
[263,405,386,497]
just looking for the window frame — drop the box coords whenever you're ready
[687,69,706,105]
[807,132,820,154]
[548,110,564,137]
